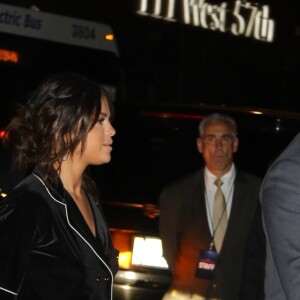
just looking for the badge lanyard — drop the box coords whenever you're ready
[195,182,234,280]
[205,181,234,250]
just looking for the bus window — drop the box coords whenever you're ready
[0,3,121,128]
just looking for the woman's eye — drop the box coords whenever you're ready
[97,118,105,125]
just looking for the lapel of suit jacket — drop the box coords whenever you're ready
[220,169,249,254]
[193,169,212,244]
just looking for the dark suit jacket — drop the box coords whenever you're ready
[261,133,300,300]
[0,167,119,300]
[159,168,264,300]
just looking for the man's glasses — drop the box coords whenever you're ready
[203,134,234,145]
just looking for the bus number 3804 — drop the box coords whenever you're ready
[71,24,96,40]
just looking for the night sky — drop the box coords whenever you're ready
[2,0,300,111]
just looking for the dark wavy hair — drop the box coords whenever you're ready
[6,72,111,196]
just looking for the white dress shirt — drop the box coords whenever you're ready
[204,164,236,235]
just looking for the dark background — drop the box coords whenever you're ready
[2,0,300,111]
[1,1,300,204]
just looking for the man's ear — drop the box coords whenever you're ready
[197,138,203,154]
[233,137,239,153]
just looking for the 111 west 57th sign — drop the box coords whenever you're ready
[137,0,275,42]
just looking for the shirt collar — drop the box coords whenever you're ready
[204,164,236,188]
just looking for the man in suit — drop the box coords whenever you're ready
[260,133,300,299]
[159,113,265,300]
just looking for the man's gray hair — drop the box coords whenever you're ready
[198,113,237,138]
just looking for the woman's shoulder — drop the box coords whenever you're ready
[0,174,56,252]
[1,174,50,213]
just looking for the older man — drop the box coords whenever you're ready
[159,113,265,300]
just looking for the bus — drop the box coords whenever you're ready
[0,2,121,128]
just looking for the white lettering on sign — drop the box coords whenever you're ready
[230,1,274,42]
[138,0,177,21]
[183,0,227,32]
[199,261,215,270]
[137,0,275,42]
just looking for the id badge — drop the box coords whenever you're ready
[195,250,219,280]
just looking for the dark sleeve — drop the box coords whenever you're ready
[261,159,300,299]
[0,200,35,299]
[239,203,266,300]
[159,187,180,273]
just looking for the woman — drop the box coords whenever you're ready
[0,73,119,299]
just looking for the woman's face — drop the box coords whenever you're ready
[77,97,116,166]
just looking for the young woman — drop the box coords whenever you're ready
[0,73,119,299]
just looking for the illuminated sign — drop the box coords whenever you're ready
[0,3,118,56]
[137,0,275,42]
[0,48,19,63]
[132,236,168,268]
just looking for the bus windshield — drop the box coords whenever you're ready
[0,3,120,127]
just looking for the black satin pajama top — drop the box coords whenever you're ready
[0,168,119,300]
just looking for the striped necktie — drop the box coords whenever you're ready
[212,178,228,252]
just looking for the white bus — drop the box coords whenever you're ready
[0,3,121,128]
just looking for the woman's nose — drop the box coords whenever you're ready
[106,123,116,137]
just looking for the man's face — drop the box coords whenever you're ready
[197,121,238,176]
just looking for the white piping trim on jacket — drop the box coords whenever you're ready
[33,174,114,300]
[0,286,18,295]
